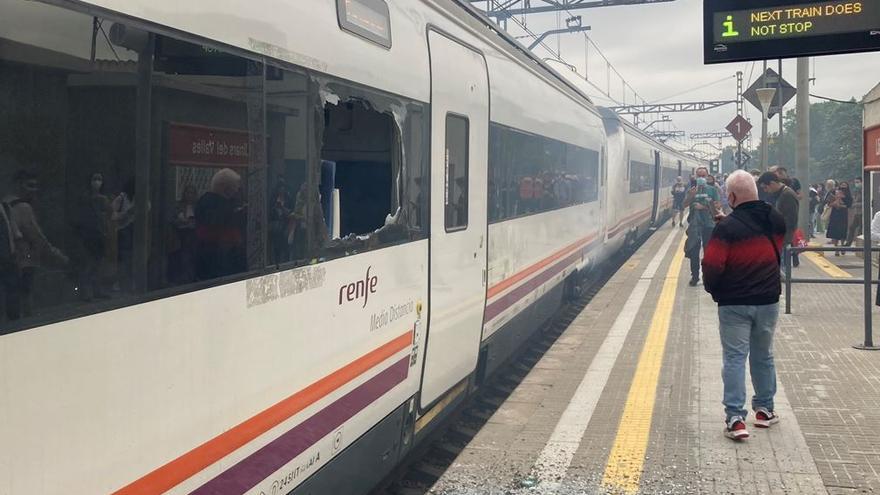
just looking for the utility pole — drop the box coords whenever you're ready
[796,58,810,237]
[778,59,784,145]
[737,71,744,169]
[761,60,769,170]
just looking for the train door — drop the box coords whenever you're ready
[420,31,489,409]
[650,150,661,224]
[600,146,607,223]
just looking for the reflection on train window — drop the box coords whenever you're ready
[0,0,427,334]
[0,2,266,329]
[629,161,655,193]
[661,166,678,187]
[445,114,469,231]
[488,123,599,223]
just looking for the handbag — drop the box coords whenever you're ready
[793,228,807,248]
[820,204,832,224]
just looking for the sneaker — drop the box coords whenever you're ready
[725,416,749,440]
[754,408,779,428]
[689,277,699,287]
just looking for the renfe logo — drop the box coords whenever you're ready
[339,266,378,307]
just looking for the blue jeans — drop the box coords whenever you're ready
[718,304,779,421]
[687,225,714,280]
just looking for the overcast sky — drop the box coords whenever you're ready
[488,0,880,153]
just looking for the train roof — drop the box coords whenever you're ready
[598,106,707,165]
[443,0,596,108]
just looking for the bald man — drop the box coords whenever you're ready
[702,170,786,441]
[195,168,245,280]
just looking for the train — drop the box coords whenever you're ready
[0,0,704,494]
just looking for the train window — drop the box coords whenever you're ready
[0,0,425,335]
[626,151,631,180]
[487,123,600,223]
[661,166,678,187]
[565,144,600,204]
[0,1,262,332]
[629,161,655,193]
[488,124,506,223]
[336,0,392,49]
[264,67,425,267]
[156,40,266,286]
[445,114,469,231]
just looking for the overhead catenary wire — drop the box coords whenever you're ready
[809,93,859,105]
[555,4,651,118]
[650,75,735,104]
[492,2,655,124]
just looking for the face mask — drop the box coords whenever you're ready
[855,183,862,191]
[696,177,707,187]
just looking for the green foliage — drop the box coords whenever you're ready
[756,99,863,184]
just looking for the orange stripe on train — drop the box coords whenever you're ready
[113,331,414,495]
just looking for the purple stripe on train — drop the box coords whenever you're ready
[484,241,598,323]
[190,356,410,495]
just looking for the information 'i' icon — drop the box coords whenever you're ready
[722,15,740,37]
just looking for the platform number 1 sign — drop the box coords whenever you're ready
[726,115,752,143]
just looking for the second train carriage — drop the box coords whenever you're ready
[0,0,705,493]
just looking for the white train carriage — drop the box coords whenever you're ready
[0,1,697,494]
[601,109,705,246]
[601,110,657,245]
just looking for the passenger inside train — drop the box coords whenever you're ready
[0,5,428,332]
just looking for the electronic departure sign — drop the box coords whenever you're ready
[705,0,880,64]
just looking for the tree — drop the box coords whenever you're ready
[757,99,862,185]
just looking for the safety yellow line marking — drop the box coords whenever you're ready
[803,251,852,278]
[601,236,686,494]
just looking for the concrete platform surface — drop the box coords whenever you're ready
[429,224,880,495]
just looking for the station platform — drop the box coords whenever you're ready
[429,225,880,495]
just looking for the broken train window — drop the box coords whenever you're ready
[265,68,427,266]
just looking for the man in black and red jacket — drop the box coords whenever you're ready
[702,170,786,441]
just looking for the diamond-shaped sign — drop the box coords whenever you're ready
[726,115,752,142]
[744,69,795,119]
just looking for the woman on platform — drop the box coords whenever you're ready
[826,182,852,256]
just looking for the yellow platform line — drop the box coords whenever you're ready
[601,236,686,494]
[803,251,852,278]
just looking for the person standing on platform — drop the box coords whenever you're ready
[757,172,800,267]
[871,209,880,307]
[671,177,687,227]
[702,170,786,441]
[770,166,801,197]
[683,166,720,286]
[827,182,852,256]
[845,177,864,248]
[809,184,820,238]
[195,168,245,281]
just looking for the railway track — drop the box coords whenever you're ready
[371,228,655,495]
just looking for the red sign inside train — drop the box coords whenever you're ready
[865,126,880,170]
[168,123,251,167]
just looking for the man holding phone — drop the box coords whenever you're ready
[683,166,720,286]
